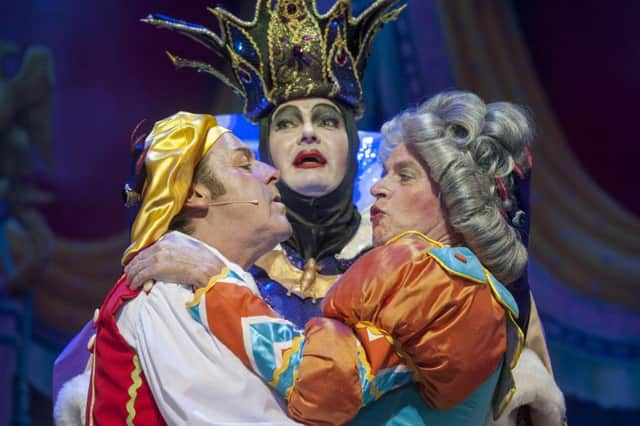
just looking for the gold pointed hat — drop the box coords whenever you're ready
[122,112,229,265]
[142,0,406,121]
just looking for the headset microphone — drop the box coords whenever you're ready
[207,200,259,206]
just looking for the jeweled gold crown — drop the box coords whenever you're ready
[143,0,405,121]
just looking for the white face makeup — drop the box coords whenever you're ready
[268,98,349,197]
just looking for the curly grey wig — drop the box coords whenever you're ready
[380,91,534,284]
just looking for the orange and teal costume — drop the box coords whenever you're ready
[189,231,523,425]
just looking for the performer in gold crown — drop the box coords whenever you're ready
[132,0,406,334]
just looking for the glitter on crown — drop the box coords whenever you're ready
[142,0,406,121]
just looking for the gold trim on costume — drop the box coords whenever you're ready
[268,334,304,399]
[385,230,444,248]
[254,250,340,301]
[484,270,525,369]
[125,354,143,426]
[185,266,230,309]
[88,339,97,426]
[483,269,525,417]
[498,385,517,418]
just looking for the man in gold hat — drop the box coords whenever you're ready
[79,112,299,425]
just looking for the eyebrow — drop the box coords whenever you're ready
[383,159,420,173]
[233,147,254,160]
[311,103,340,115]
[272,105,302,122]
[311,103,342,121]
[394,160,418,170]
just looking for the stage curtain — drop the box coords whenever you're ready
[436,0,640,408]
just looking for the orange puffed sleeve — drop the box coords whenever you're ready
[323,236,507,409]
[189,272,375,425]
[287,317,362,425]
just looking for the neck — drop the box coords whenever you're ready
[278,181,361,260]
[191,223,274,270]
[423,220,457,247]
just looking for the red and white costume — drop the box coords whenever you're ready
[86,232,299,426]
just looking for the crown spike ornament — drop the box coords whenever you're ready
[142,0,406,121]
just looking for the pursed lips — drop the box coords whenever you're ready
[271,192,286,212]
[370,205,384,223]
[292,149,327,169]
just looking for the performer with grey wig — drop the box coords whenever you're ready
[376,90,566,426]
[379,91,531,286]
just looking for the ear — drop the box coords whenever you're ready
[183,182,210,212]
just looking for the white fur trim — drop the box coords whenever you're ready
[53,370,90,426]
[488,348,566,426]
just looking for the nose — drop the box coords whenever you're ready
[257,161,280,185]
[370,177,388,199]
[299,120,318,144]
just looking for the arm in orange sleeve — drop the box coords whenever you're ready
[186,267,413,425]
[323,236,508,409]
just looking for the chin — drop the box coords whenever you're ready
[276,232,292,245]
[371,228,388,247]
[275,222,293,243]
[286,178,335,198]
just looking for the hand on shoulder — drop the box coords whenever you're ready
[124,232,224,290]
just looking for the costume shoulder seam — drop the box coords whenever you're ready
[427,246,520,317]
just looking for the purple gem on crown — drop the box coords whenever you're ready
[238,69,252,83]
[337,51,348,65]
